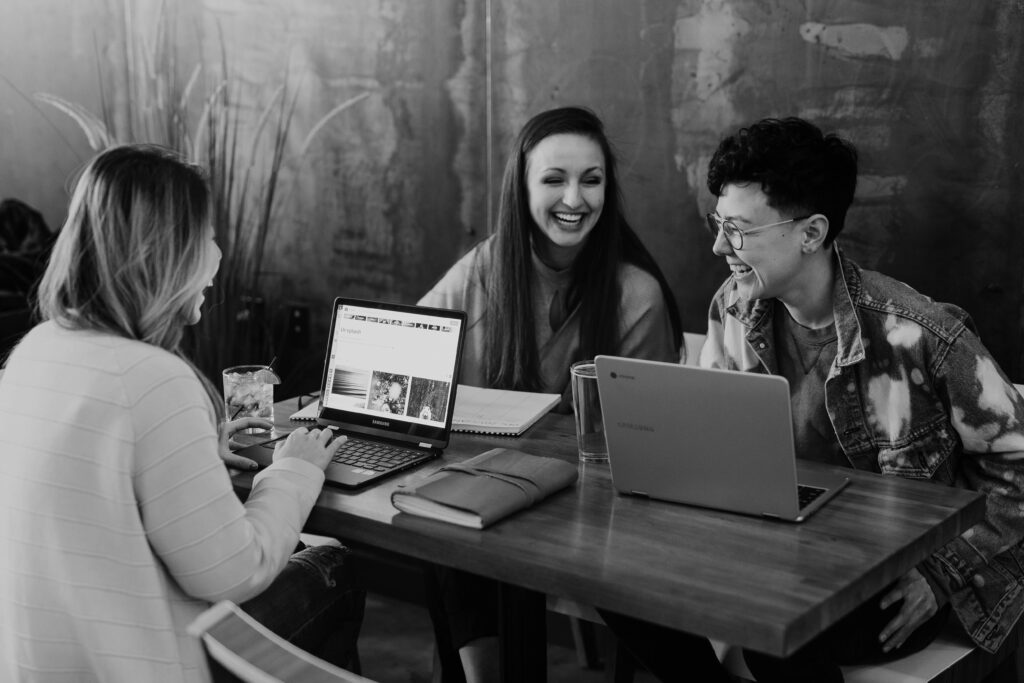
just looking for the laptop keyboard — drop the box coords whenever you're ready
[798,484,827,510]
[331,437,425,472]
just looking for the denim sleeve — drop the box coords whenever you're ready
[917,556,953,607]
[931,330,1024,586]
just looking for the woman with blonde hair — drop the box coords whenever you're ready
[0,144,363,682]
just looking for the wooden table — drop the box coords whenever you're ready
[233,397,985,681]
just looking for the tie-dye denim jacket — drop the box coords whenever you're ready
[700,247,1024,653]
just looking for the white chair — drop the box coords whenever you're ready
[716,621,1023,683]
[188,600,375,683]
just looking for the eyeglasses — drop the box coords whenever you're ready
[705,213,811,250]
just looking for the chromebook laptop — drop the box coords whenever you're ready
[595,356,849,522]
[237,298,467,489]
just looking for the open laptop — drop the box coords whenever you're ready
[237,298,466,489]
[595,356,849,522]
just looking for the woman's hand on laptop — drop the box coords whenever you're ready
[275,426,347,471]
[219,417,275,470]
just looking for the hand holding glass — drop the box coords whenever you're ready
[222,365,279,431]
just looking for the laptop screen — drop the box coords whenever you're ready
[317,299,466,445]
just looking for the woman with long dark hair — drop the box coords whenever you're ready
[421,106,681,409]
[420,107,681,680]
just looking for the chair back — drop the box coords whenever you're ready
[188,601,375,683]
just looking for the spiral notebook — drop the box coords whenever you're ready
[450,385,560,436]
[291,384,558,437]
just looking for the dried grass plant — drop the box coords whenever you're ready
[33,1,367,378]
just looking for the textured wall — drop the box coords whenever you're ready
[0,1,116,231]
[201,0,471,300]
[195,0,483,364]
[3,0,1024,377]
[488,0,1024,376]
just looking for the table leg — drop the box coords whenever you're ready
[498,582,546,683]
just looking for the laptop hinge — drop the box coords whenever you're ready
[630,490,650,497]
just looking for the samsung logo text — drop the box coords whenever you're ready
[617,421,654,433]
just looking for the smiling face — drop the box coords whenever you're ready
[186,223,222,325]
[525,133,606,269]
[712,182,808,303]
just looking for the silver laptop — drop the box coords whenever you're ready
[237,298,467,489]
[595,356,849,522]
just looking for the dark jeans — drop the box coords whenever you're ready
[598,610,734,683]
[433,566,499,649]
[241,544,366,670]
[600,585,952,683]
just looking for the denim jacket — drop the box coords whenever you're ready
[700,246,1024,653]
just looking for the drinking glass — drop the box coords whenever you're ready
[222,365,276,429]
[570,360,607,462]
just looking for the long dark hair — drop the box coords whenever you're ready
[484,106,681,390]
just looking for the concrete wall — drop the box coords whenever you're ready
[0,1,117,231]
[3,0,1024,377]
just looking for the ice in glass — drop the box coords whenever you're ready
[222,365,278,425]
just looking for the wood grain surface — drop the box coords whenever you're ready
[233,397,985,657]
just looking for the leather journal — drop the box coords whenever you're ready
[390,448,578,529]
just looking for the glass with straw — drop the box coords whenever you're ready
[222,364,281,433]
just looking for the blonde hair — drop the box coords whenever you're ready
[38,144,224,420]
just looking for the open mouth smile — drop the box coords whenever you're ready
[553,212,585,226]
[729,263,753,277]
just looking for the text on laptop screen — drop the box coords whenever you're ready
[322,303,462,427]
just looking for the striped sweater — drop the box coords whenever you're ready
[0,322,325,682]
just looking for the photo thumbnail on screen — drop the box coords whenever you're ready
[406,377,451,422]
[367,371,409,415]
[328,366,371,410]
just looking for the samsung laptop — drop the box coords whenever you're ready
[238,298,467,489]
[595,356,849,522]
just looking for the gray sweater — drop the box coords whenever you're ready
[419,235,679,407]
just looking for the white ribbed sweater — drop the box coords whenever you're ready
[0,322,325,682]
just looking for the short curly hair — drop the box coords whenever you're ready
[707,117,858,245]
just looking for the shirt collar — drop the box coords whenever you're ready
[831,244,865,367]
[726,243,865,367]
[529,237,574,286]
